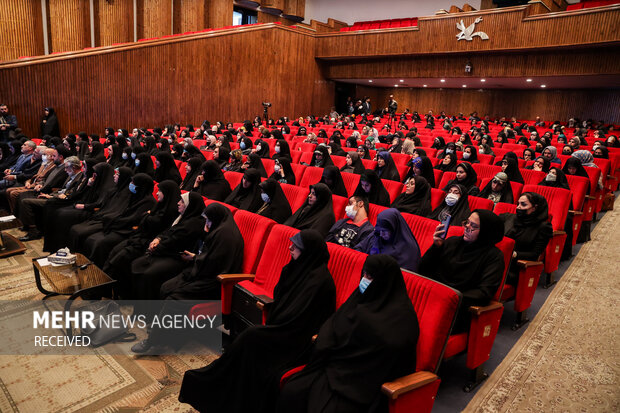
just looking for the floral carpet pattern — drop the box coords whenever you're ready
[464,208,620,412]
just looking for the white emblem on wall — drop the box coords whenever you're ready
[456,17,489,41]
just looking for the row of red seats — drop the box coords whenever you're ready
[566,0,620,10]
[340,17,418,31]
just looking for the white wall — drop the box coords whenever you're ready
[304,0,483,25]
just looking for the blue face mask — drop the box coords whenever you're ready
[134,160,140,167]
[122,153,128,160]
[240,141,246,150]
[261,193,270,203]
[131,152,137,159]
[128,182,137,194]
[359,277,371,294]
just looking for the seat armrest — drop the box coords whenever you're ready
[255,294,274,310]
[568,210,583,216]
[381,371,438,399]
[469,301,503,316]
[217,273,255,284]
[517,259,544,268]
[607,175,616,180]
[585,195,596,200]
[552,230,566,236]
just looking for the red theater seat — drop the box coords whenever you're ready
[233,210,276,274]
[280,183,309,212]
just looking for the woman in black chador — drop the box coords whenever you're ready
[178,230,336,413]
[224,168,263,212]
[284,183,335,237]
[277,254,419,413]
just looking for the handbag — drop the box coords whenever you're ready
[79,301,136,347]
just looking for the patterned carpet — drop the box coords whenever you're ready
[0,229,214,413]
[464,208,620,412]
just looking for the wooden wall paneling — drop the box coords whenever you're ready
[0,26,333,137]
[136,0,172,39]
[257,11,296,25]
[47,0,91,53]
[324,48,620,79]
[0,0,45,61]
[315,6,620,58]
[327,18,348,31]
[206,0,233,29]
[93,0,134,47]
[173,0,207,34]
[356,86,620,124]
[283,0,305,19]
[260,0,285,12]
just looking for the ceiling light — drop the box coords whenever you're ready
[368,80,373,83]
[440,79,446,83]
[541,84,546,88]
[526,79,532,82]
[423,84,427,87]
[462,85,467,88]
[480,79,486,82]
[394,84,399,87]
[399,79,404,83]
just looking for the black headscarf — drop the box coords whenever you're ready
[77,162,116,207]
[501,157,524,184]
[428,183,471,224]
[41,107,60,137]
[340,151,364,175]
[269,158,296,185]
[391,175,432,216]
[354,169,391,207]
[181,157,204,191]
[256,178,293,224]
[562,157,589,179]
[154,151,182,184]
[254,138,271,158]
[538,167,570,190]
[309,145,334,168]
[106,144,123,168]
[284,183,335,237]
[357,145,371,160]
[375,151,401,181]
[224,168,263,212]
[273,139,292,162]
[132,180,181,238]
[319,166,348,197]
[444,162,479,195]
[434,153,458,172]
[479,175,514,204]
[134,152,155,177]
[431,136,446,150]
[87,141,106,163]
[403,156,435,187]
[76,141,90,160]
[463,145,479,163]
[102,173,156,233]
[246,153,268,178]
[215,147,230,169]
[195,160,232,201]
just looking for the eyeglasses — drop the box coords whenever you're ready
[461,220,480,231]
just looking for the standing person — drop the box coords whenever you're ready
[40,107,60,138]
[387,95,398,116]
[179,230,336,413]
[277,255,419,413]
[0,104,18,142]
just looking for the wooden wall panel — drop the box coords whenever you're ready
[357,86,620,124]
[207,0,232,29]
[316,6,620,58]
[47,0,91,53]
[137,0,172,39]
[283,0,305,19]
[0,26,333,137]
[173,0,207,34]
[325,48,620,79]
[93,0,134,47]
[0,0,44,61]
[258,11,296,25]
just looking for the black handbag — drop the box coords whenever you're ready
[78,301,136,347]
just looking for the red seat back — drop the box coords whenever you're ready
[280,183,309,212]
[381,179,405,203]
[493,202,516,215]
[332,195,349,220]
[520,169,546,185]
[202,197,237,214]
[223,171,243,189]
[472,164,502,180]
[468,196,494,211]
[234,210,276,274]
[327,242,368,307]
[565,175,589,211]
[402,270,461,373]
[299,151,313,165]
[522,185,571,231]
[290,163,306,184]
[299,166,324,187]
[433,169,443,187]
[341,172,361,197]
[438,171,456,189]
[430,188,446,210]
[368,203,389,225]
[401,213,439,255]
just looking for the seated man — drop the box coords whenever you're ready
[18,156,83,241]
[0,140,38,189]
[0,146,48,211]
[325,195,374,249]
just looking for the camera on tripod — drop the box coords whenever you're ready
[262,102,272,108]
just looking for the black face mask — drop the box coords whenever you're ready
[516,209,528,219]
[54,158,62,166]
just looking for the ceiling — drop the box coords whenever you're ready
[333,75,620,90]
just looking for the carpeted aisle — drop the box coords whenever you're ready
[464,208,620,412]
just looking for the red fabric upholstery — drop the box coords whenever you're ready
[432,169,443,187]
[326,242,367,307]
[430,188,446,210]
[290,150,303,164]
[299,166,324,187]
[262,158,275,176]
[332,195,348,220]
[520,169,546,185]
[233,210,276,274]
[468,196,494,211]
[479,177,523,203]
[443,333,468,359]
[280,183,309,212]
[438,171,456,189]
[368,203,388,225]
[361,159,377,170]
[290,163,306,183]
[382,179,405,203]
[493,202,516,215]
[401,213,439,256]
[202,198,237,214]
[341,172,361,197]
[330,155,347,168]
[472,164,502,180]
[391,153,411,167]
[223,171,243,189]
[299,151,313,165]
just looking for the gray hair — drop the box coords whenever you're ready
[64,156,82,169]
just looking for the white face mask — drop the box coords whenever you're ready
[275,146,281,153]
[41,155,49,164]
[445,193,460,206]
[546,173,557,182]
[274,164,281,173]
[256,144,262,151]
[478,149,484,154]
[462,152,470,159]
[345,204,357,219]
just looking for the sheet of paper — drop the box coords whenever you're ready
[36,258,50,267]
[0,215,16,222]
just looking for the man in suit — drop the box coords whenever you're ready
[0,104,18,142]
[0,140,37,189]
[19,156,83,241]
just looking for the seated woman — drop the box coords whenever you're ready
[444,162,480,196]
[462,145,479,163]
[272,139,292,163]
[340,151,365,175]
[542,146,561,165]
[105,191,205,297]
[180,157,203,191]
[154,151,182,184]
[134,152,155,177]
[355,208,421,272]
[357,145,371,160]
[499,156,525,184]
[256,178,292,224]
[223,149,244,172]
[428,183,471,224]
[306,145,334,168]
[522,148,536,163]
[479,172,514,205]
[374,151,401,182]
[419,209,504,332]
[284,183,335,237]
[277,254,419,413]
[403,156,435,187]
[434,152,457,173]
[391,176,432,217]
[437,142,456,159]
[318,165,348,197]
[179,230,336,412]
[353,169,391,207]
[224,168,263,212]
[81,173,158,267]
[131,203,244,353]
[242,152,268,178]
[525,156,551,173]
[253,138,271,158]
[499,192,553,286]
[269,158,296,185]
[193,160,232,201]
